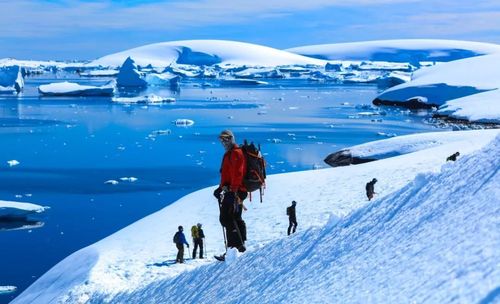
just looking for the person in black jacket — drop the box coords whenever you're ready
[366,178,377,201]
[286,201,298,235]
[446,152,460,162]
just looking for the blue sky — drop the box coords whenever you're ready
[1,0,499,60]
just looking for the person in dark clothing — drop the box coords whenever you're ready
[173,226,189,263]
[192,223,205,259]
[286,200,298,235]
[446,152,460,162]
[366,178,377,201]
[213,130,248,258]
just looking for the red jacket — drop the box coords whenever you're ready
[220,145,247,192]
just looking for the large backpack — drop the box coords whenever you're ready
[241,140,266,202]
[191,225,198,239]
[173,232,180,244]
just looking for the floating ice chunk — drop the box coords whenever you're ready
[377,132,397,137]
[120,177,138,182]
[79,69,119,77]
[145,73,180,88]
[0,200,48,219]
[0,286,17,295]
[0,65,24,94]
[151,129,171,136]
[104,180,119,185]
[269,138,282,143]
[117,57,147,87]
[38,80,115,96]
[112,94,175,104]
[7,160,20,167]
[173,119,194,127]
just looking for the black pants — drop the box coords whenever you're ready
[176,243,185,263]
[219,191,247,250]
[288,217,297,235]
[193,238,204,259]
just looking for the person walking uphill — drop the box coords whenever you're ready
[173,226,189,263]
[213,130,248,260]
[366,178,377,201]
[287,201,298,235]
[191,223,205,259]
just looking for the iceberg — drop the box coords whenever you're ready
[219,79,268,86]
[0,65,24,94]
[116,57,147,88]
[173,119,194,126]
[0,286,17,295]
[437,89,500,123]
[38,81,115,96]
[145,73,180,88]
[0,200,48,219]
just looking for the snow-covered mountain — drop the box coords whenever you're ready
[287,39,500,62]
[92,40,326,68]
[13,129,499,303]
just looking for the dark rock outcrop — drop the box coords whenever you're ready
[324,149,376,167]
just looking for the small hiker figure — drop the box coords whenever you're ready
[191,223,205,259]
[173,225,189,263]
[213,130,248,261]
[446,152,460,162]
[366,178,377,201]
[286,200,298,235]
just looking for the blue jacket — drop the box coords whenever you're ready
[175,231,189,246]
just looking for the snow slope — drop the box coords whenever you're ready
[0,200,47,219]
[437,89,500,123]
[287,39,500,62]
[113,133,500,304]
[327,129,498,163]
[92,40,326,68]
[375,53,500,122]
[13,129,499,303]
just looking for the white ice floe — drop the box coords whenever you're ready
[0,200,48,219]
[79,69,119,77]
[0,286,17,295]
[145,73,180,87]
[13,130,499,304]
[38,81,115,97]
[7,160,20,167]
[104,180,119,185]
[0,65,24,94]
[92,40,326,68]
[112,94,175,104]
[119,177,138,182]
[172,119,194,126]
[287,39,500,62]
[116,57,147,88]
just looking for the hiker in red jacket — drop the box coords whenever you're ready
[213,130,248,258]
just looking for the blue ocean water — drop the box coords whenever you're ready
[0,74,442,302]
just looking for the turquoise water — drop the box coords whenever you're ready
[0,74,441,302]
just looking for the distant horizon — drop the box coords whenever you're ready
[1,0,500,60]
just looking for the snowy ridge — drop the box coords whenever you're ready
[107,135,500,303]
[375,53,500,122]
[12,130,499,303]
[92,40,326,68]
[287,39,500,62]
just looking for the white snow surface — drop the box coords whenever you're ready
[13,130,499,304]
[0,200,48,218]
[376,53,500,122]
[287,39,500,62]
[38,81,115,96]
[345,129,499,159]
[92,40,326,68]
[438,89,500,123]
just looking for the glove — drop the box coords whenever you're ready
[213,187,222,200]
